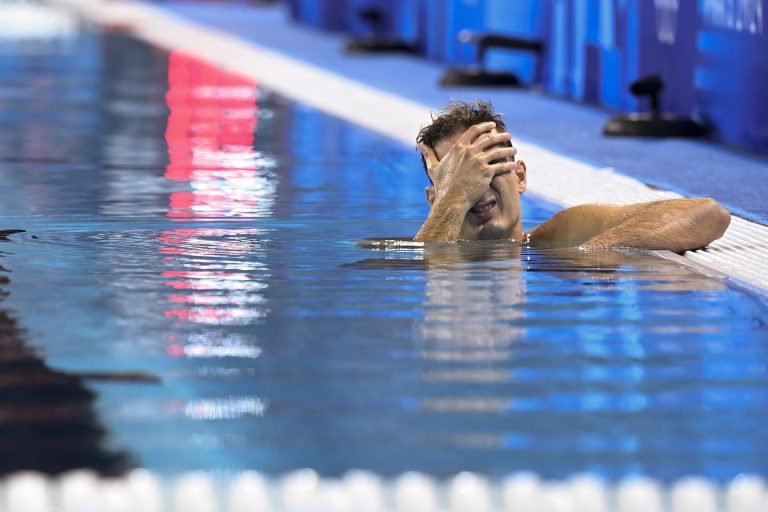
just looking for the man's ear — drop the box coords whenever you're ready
[516,160,527,195]
[425,186,436,206]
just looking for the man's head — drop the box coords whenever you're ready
[417,100,527,241]
[417,100,509,184]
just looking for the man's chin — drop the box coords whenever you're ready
[465,221,510,241]
[477,228,507,240]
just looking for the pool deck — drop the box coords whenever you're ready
[51,0,768,295]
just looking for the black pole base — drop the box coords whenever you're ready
[439,67,523,87]
[603,113,709,138]
[344,37,419,54]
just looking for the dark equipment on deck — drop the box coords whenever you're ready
[439,31,543,87]
[603,75,709,137]
[344,7,419,54]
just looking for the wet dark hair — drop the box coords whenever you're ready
[416,100,508,185]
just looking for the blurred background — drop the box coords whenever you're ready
[285,0,767,154]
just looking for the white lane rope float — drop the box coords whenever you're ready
[1,469,766,512]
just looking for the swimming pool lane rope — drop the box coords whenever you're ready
[1,468,765,512]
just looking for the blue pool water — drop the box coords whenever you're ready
[0,30,767,482]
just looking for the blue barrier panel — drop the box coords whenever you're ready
[285,0,323,28]
[395,0,421,45]
[547,0,637,108]
[286,0,767,154]
[288,0,421,45]
[543,0,767,153]
[635,1,700,115]
[421,0,483,64]
[343,0,419,41]
[327,0,350,31]
[484,0,547,83]
[691,0,766,153]
[631,0,766,153]
[345,0,387,36]
[419,0,545,82]
[285,0,348,31]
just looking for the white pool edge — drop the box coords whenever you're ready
[49,0,768,297]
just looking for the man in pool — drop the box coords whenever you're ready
[414,101,731,252]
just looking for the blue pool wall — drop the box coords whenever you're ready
[285,0,768,156]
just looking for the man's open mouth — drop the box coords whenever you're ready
[470,199,496,221]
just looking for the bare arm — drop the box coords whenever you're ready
[414,195,467,242]
[529,198,731,253]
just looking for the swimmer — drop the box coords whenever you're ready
[414,100,731,253]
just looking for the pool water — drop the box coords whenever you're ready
[0,30,767,482]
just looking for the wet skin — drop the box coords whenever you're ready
[432,129,525,240]
[419,122,527,242]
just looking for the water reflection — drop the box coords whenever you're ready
[168,332,263,359]
[164,50,277,219]
[159,228,270,327]
[345,242,768,478]
[100,35,171,218]
[160,52,272,366]
[0,1,77,42]
[418,244,526,367]
[182,397,267,421]
[0,236,130,476]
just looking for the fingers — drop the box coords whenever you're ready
[484,146,517,165]
[417,143,438,171]
[417,143,437,161]
[459,121,497,144]
[489,160,517,176]
[461,123,512,149]
[476,131,513,151]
